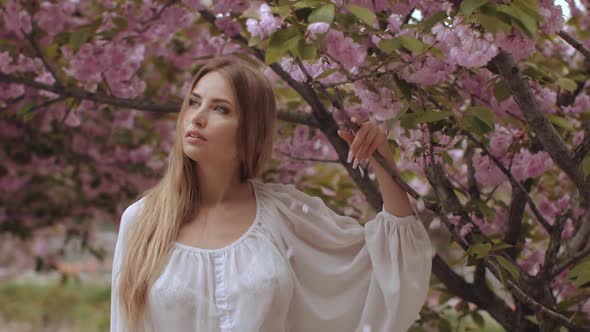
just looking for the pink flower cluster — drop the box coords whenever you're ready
[2,0,32,37]
[324,30,367,70]
[61,41,146,98]
[305,22,330,42]
[539,0,565,35]
[246,4,282,39]
[280,56,346,84]
[215,16,242,36]
[432,19,499,68]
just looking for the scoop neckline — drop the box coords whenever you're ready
[173,178,262,254]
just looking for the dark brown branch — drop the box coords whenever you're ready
[504,181,529,259]
[553,245,590,279]
[558,30,590,60]
[461,129,552,232]
[0,73,318,127]
[0,73,179,112]
[22,29,63,89]
[493,51,590,204]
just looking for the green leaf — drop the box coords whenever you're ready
[266,29,301,65]
[17,103,35,121]
[475,11,512,33]
[70,27,91,53]
[468,242,492,259]
[112,17,128,30]
[468,106,495,129]
[308,4,334,23]
[274,5,291,18]
[293,0,325,10]
[471,311,485,327]
[497,4,538,37]
[421,11,447,31]
[414,110,453,124]
[298,40,317,61]
[377,38,401,54]
[439,318,453,332]
[513,0,542,21]
[346,4,376,26]
[461,0,489,16]
[547,114,575,131]
[397,35,427,54]
[314,67,339,80]
[568,257,590,288]
[557,78,577,92]
[583,154,590,180]
[494,79,512,102]
[490,243,515,252]
[495,255,520,281]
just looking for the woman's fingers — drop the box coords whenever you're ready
[338,121,388,168]
[357,128,379,162]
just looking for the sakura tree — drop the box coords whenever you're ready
[1,0,590,330]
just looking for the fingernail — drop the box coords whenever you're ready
[347,151,353,163]
[359,166,365,178]
[353,157,359,169]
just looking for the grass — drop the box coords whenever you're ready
[0,278,110,332]
[0,279,506,332]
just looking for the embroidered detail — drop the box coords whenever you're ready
[214,252,232,331]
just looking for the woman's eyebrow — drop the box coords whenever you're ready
[191,92,233,107]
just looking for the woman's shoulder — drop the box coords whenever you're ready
[119,197,146,231]
[255,179,325,208]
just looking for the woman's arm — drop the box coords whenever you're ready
[338,123,414,217]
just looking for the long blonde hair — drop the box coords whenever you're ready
[117,57,277,331]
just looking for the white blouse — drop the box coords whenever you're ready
[110,178,434,332]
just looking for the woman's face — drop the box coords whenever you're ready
[182,71,240,166]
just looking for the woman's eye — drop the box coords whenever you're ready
[214,106,228,113]
[189,99,200,106]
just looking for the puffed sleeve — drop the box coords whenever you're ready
[110,198,144,332]
[260,182,434,332]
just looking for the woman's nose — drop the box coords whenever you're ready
[192,109,207,127]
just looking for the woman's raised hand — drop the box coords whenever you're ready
[337,120,389,171]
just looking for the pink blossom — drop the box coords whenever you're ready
[487,126,515,158]
[538,195,561,218]
[387,14,403,33]
[324,30,366,70]
[535,86,557,114]
[0,52,14,74]
[495,29,536,61]
[215,16,242,36]
[246,4,282,39]
[473,153,507,186]
[511,149,553,181]
[433,20,499,68]
[519,243,544,275]
[399,54,455,86]
[539,0,565,35]
[0,83,25,99]
[212,0,249,14]
[563,93,590,115]
[34,1,72,38]
[182,0,206,10]
[305,22,330,42]
[459,223,473,236]
[2,0,32,37]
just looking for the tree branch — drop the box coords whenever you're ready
[0,73,318,127]
[558,30,590,60]
[492,51,590,204]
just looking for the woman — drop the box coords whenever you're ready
[111,57,434,332]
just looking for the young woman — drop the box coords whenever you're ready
[110,57,434,332]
